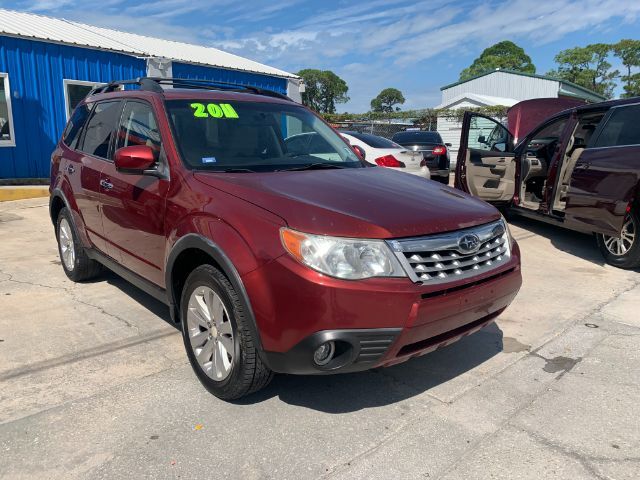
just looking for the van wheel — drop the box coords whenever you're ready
[180,265,273,400]
[56,207,102,281]
[596,208,640,269]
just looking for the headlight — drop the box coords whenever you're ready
[500,214,514,249]
[280,228,406,280]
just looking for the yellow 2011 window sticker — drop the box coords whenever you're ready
[190,103,239,119]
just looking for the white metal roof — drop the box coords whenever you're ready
[0,8,297,79]
[436,93,518,109]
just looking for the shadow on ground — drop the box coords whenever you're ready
[83,251,509,413]
[237,323,504,413]
[508,215,606,267]
[93,267,505,413]
[102,270,178,329]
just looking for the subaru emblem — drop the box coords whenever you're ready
[458,234,480,253]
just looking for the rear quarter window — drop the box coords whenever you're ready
[62,103,91,150]
[592,104,640,148]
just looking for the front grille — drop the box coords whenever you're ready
[387,220,511,285]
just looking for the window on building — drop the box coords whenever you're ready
[116,101,162,161]
[63,80,105,119]
[0,73,15,147]
[593,104,640,148]
[79,101,122,159]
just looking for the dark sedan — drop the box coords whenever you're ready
[391,131,451,184]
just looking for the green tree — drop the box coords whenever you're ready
[613,39,640,97]
[459,41,535,80]
[547,43,618,98]
[370,88,405,113]
[296,69,349,114]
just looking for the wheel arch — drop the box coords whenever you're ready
[49,187,92,248]
[49,193,66,227]
[165,234,265,354]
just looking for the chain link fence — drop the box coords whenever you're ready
[323,106,509,140]
[329,117,438,140]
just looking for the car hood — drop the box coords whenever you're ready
[194,167,500,238]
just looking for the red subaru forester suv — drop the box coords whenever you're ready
[50,78,522,400]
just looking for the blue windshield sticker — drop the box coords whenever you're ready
[202,157,217,164]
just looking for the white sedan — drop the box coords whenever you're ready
[340,131,430,180]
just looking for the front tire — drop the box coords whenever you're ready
[596,207,640,269]
[180,265,273,400]
[56,207,102,282]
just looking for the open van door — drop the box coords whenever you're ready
[455,112,517,204]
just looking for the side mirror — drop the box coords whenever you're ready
[352,145,366,160]
[477,135,486,144]
[445,143,452,147]
[114,146,157,175]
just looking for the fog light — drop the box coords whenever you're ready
[313,341,335,366]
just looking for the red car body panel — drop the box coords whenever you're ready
[194,168,501,239]
[507,97,586,145]
[564,145,640,234]
[50,86,522,374]
[242,242,520,353]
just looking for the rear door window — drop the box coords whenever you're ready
[79,101,122,159]
[592,104,640,148]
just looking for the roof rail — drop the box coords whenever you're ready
[87,77,292,101]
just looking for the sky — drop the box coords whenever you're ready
[4,0,640,112]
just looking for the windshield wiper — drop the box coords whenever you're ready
[220,168,256,173]
[277,163,347,172]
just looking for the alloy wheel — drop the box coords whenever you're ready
[603,216,636,256]
[186,286,234,381]
[58,218,75,271]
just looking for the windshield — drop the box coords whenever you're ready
[392,131,442,144]
[166,100,362,172]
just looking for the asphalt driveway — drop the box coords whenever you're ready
[0,197,638,479]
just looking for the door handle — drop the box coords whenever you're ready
[100,179,113,190]
[66,164,75,174]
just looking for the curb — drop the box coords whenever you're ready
[0,186,49,202]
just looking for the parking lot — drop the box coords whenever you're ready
[0,197,638,480]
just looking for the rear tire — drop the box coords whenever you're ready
[180,265,273,400]
[56,207,102,282]
[434,174,450,185]
[596,207,640,269]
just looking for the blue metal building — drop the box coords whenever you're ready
[0,9,300,180]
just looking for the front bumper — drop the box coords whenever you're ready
[242,242,521,375]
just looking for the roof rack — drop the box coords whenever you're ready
[88,77,292,101]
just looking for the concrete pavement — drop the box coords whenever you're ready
[0,198,638,479]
